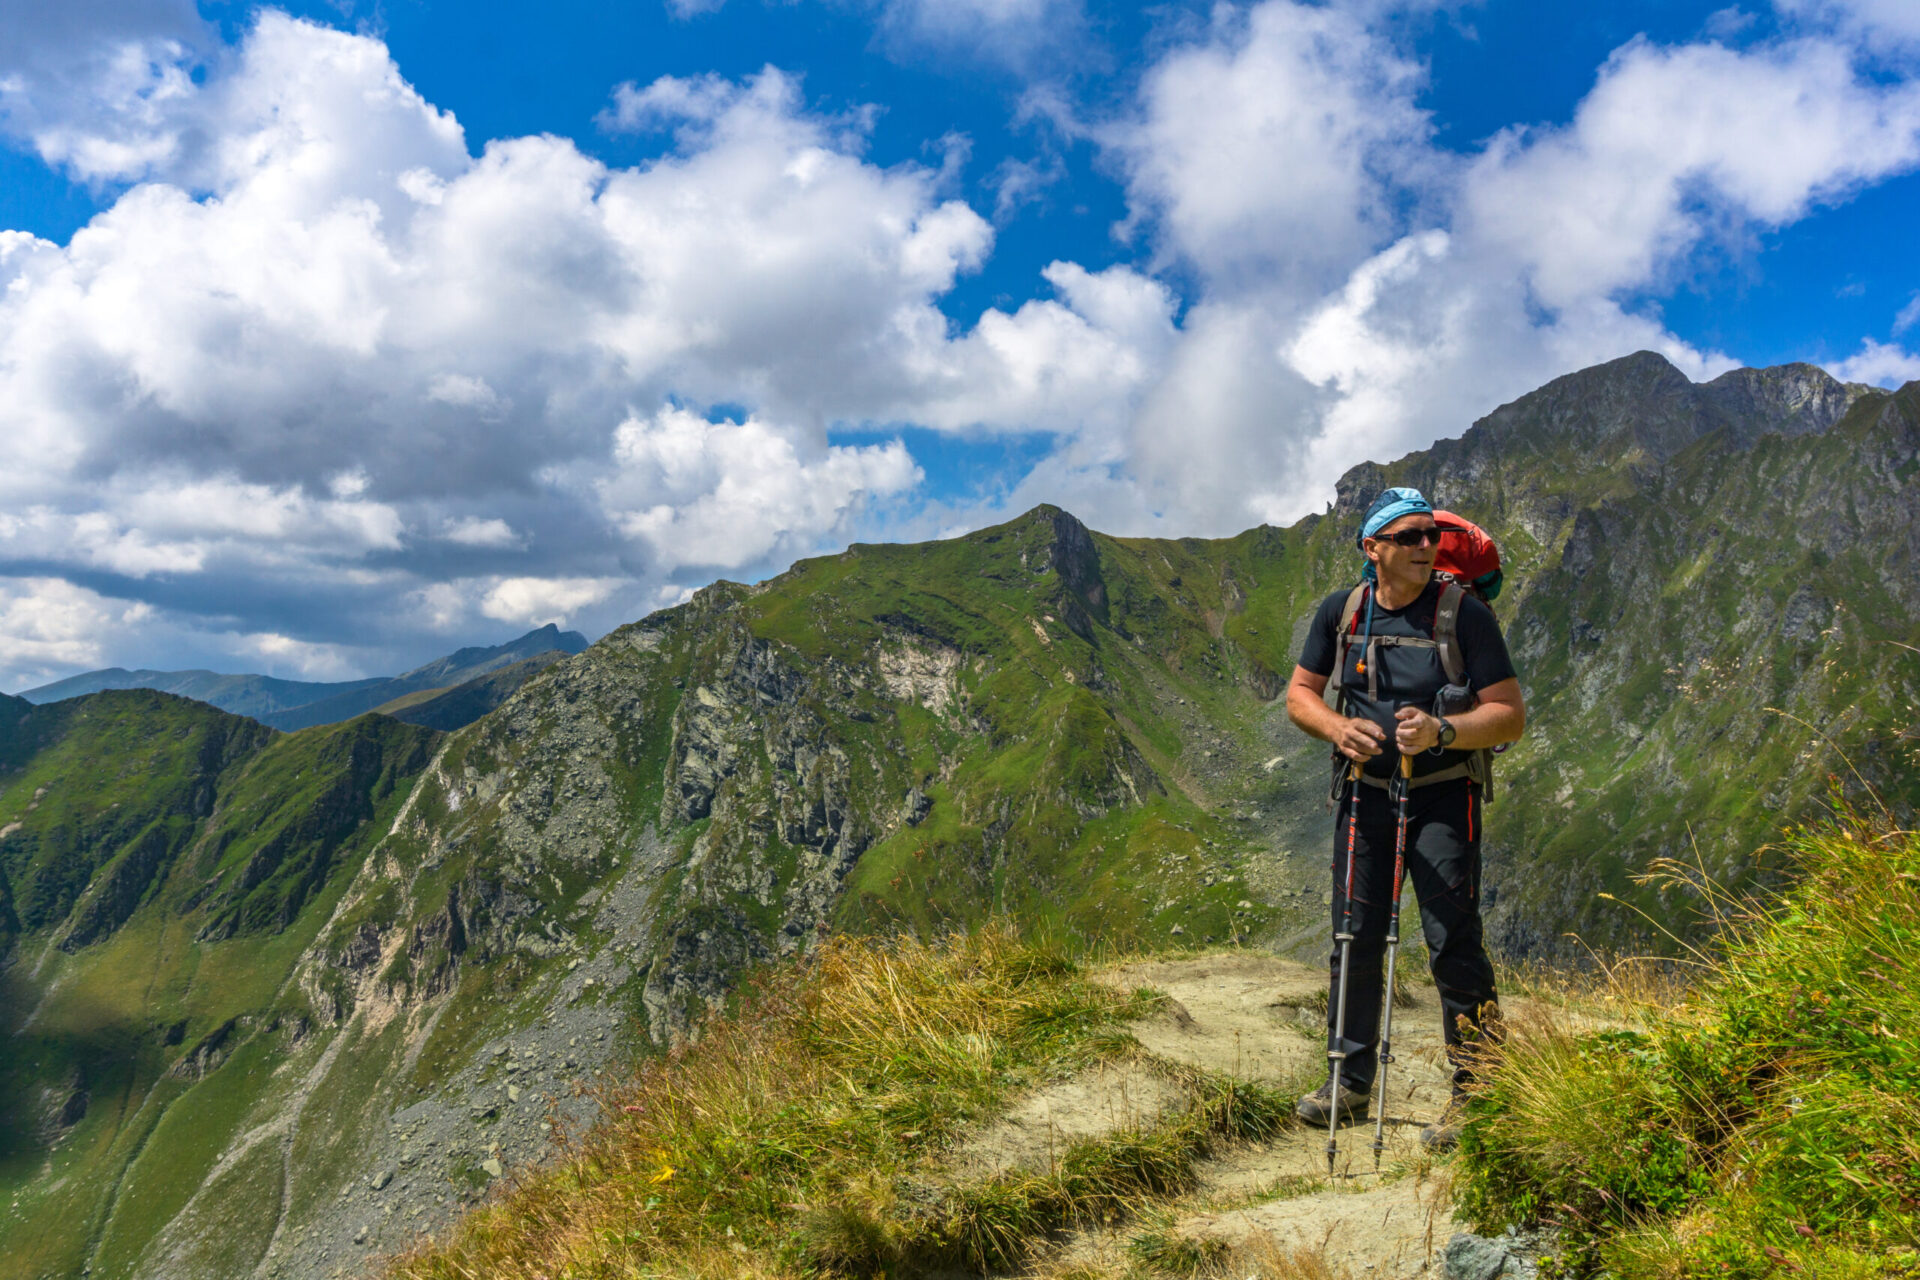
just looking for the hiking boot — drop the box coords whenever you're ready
[1295,1079,1369,1127]
[1420,1092,1468,1151]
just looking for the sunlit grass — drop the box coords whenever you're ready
[1456,814,1920,1276]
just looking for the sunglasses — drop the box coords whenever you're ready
[1372,526,1447,548]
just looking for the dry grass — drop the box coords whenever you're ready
[381,929,1302,1280]
[1230,1235,1351,1280]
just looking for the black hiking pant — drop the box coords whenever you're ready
[1324,776,1499,1092]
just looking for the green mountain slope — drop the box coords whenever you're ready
[0,698,437,1280]
[1,354,1914,1279]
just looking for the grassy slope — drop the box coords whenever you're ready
[369,653,570,732]
[1457,814,1920,1277]
[0,700,437,1280]
[748,512,1306,952]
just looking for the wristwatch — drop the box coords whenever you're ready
[1434,717,1457,750]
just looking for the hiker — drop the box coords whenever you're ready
[1284,487,1526,1150]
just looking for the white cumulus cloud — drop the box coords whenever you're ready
[0,17,1167,680]
[597,405,922,573]
[481,577,626,629]
[1826,338,1920,385]
[0,577,155,691]
[1462,35,1920,310]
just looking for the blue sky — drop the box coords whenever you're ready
[1,0,1917,689]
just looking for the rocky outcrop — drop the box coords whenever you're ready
[1033,505,1108,638]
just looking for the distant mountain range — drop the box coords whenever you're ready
[17,624,590,731]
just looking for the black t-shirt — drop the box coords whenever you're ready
[1298,579,1517,781]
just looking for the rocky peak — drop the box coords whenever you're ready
[1331,462,1390,517]
[1700,362,1872,444]
[1474,350,1709,459]
[1025,506,1101,596]
[1332,352,1887,517]
[1019,505,1107,636]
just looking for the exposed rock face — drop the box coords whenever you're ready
[877,636,964,715]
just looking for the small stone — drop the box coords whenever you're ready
[1237,900,1254,910]
[1444,1232,1514,1280]
[481,1157,503,1179]
[1169,925,1186,936]
[507,1085,521,1103]
[353,1227,368,1245]
[369,1169,393,1191]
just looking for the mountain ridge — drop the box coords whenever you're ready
[16,624,590,732]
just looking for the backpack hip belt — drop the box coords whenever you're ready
[1352,762,1473,791]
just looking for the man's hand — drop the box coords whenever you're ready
[1395,706,1441,754]
[1333,716,1386,762]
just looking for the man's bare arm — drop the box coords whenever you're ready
[1286,666,1387,762]
[1393,677,1526,753]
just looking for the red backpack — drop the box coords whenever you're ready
[1433,510,1502,605]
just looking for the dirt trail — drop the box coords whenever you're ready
[950,951,1515,1277]
[1100,952,1461,1179]
[1099,952,1460,1276]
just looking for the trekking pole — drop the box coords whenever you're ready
[1326,759,1362,1177]
[1370,751,1414,1170]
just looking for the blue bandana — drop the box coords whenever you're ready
[1356,486,1433,549]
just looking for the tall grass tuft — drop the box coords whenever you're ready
[1455,816,1920,1276]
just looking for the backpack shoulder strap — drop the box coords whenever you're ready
[1434,581,1466,687]
[1322,584,1369,710]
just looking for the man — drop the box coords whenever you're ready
[1285,487,1526,1148]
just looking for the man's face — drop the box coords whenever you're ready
[1365,513,1442,576]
